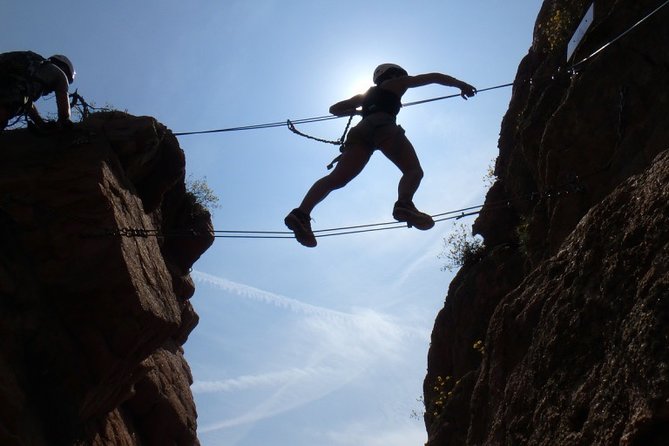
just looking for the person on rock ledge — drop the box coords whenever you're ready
[284,63,477,247]
[0,51,76,131]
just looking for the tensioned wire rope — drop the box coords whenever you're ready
[173,0,669,138]
[106,209,486,240]
[105,0,666,241]
[105,171,587,240]
[101,204,486,240]
[172,83,514,138]
[166,205,486,240]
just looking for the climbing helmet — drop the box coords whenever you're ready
[49,54,76,84]
[373,63,407,84]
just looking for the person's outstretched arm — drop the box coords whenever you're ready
[329,94,365,116]
[384,73,477,99]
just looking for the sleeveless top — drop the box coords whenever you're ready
[361,86,402,118]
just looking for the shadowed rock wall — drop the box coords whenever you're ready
[424,1,669,444]
[0,112,213,445]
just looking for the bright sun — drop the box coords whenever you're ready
[344,74,373,97]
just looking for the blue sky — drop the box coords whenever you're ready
[4,1,543,444]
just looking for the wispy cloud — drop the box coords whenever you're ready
[192,366,330,394]
[190,270,426,435]
[191,270,425,343]
[198,365,352,433]
[192,270,348,320]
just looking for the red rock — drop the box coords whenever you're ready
[0,112,213,444]
[425,1,669,444]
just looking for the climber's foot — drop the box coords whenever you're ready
[284,208,317,247]
[392,201,434,230]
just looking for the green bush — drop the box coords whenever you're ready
[186,176,220,213]
[439,223,485,272]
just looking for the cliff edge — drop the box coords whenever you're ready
[0,112,214,445]
[425,1,669,444]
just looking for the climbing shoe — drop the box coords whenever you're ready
[392,201,434,230]
[284,208,317,247]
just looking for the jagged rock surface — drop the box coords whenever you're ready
[424,1,669,445]
[0,112,214,445]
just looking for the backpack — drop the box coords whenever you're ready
[0,51,48,112]
[0,51,46,81]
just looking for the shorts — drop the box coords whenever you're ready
[344,112,405,151]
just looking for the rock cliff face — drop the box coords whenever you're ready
[0,112,213,445]
[424,0,669,444]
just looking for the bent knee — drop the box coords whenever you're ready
[407,166,424,180]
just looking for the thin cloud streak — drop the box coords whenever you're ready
[192,270,348,319]
[191,270,428,434]
[191,270,426,342]
[198,364,357,433]
[192,366,330,394]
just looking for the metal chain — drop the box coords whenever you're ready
[287,114,354,146]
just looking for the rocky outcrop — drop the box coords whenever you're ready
[472,150,668,445]
[0,112,213,445]
[424,0,669,444]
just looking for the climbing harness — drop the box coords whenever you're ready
[286,82,512,169]
[287,114,355,169]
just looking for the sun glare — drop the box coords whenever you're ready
[345,74,373,97]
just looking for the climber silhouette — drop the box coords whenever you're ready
[0,51,76,131]
[285,64,476,247]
